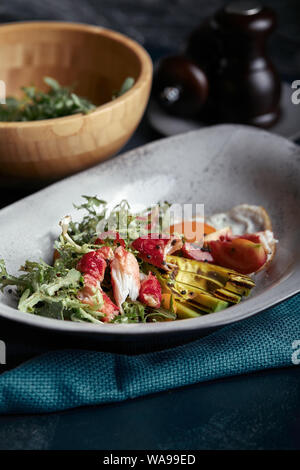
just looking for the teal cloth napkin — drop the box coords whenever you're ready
[0,293,299,415]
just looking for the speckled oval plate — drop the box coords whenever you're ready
[0,124,299,344]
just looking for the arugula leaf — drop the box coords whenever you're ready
[0,75,135,122]
[112,300,177,323]
[71,308,104,324]
[44,76,60,91]
[144,308,177,322]
[113,300,146,323]
[41,268,81,296]
[70,196,108,244]
[113,77,135,99]
[0,259,27,291]
[0,77,96,122]
[35,300,65,320]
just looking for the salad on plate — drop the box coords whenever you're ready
[0,196,277,324]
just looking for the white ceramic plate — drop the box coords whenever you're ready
[0,124,299,342]
[148,82,300,141]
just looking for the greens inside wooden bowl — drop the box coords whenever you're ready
[0,76,134,122]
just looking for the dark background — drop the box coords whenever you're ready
[0,0,299,76]
[0,0,300,207]
[0,0,299,450]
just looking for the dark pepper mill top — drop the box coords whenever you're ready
[225,0,262,15]
[212,0,281,127]
[215,1,277,62]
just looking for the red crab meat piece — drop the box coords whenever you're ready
[182,242,214,263]
[76,250,107,282]
[77,274,119,322]
[131,234,183,270]
[77,274,99,305]
[139,272,162,308]
[100,292,120,322]
[92,245,114,261]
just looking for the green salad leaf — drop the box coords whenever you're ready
[113,300,146,323]
[0,76,135,122]
[0,77,96,122]
[113,77,135,99]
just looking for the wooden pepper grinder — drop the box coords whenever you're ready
[213,1,281,127]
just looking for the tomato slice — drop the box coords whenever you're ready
[170,220,216,243]
[238,233,261,243]
[209,237,267,274]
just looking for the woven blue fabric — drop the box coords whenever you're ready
[0,294,299,414]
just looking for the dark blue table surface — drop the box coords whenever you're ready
[0,367,300,450]
[0,0,299,450]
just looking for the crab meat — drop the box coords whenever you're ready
[77,273,119,322]
[100,292,120,322]
[77,274,100,306]
[110,246,140,310]
[76,249,109,282]
[92,245,114,261]
[132,234,183,270]
[139,272,162,308]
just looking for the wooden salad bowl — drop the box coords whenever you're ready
[0,22,152,179]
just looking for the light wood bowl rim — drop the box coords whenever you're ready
[0,21,153,128]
